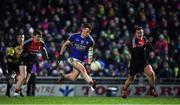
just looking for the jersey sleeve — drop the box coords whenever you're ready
[89,36,95,47]
[23,38,32,50]
[40,40,45,48]
[143,37,154,52]
[68,34,75,42]
[23,41,29,51]
[145,42,154,52]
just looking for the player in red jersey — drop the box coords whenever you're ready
[121,26,158,98]
[14,30,50,96]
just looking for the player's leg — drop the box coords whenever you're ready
[24,73,31,84]
[72,61,96,90]
[61,68,80,81]
[26,74,32,96]
[20,65,32,96]
[16,74,24,97]
[121,63,137,98]
[73,62,92,82]
[6,72,16,97]
[60,58,96,90]
[14,65,27,96]
[121,74,136,98]
[6,77,12,97]
[60,61,92,82]
[31,74,36,96]
[6,63,16,97]
[122,74,136,90]
[21,63,32,84]
[144,65,155,89]
[144,64,158,97]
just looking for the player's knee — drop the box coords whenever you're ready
[16,75,20,80]
[150,72,155,78]
[79,68,86,74]
[8,78,15,84]
[147,70,155,78]
[16,76,23,83]
[20,75,26,81]
[129,78,134,83]
[129,76,135,82]
[70,76,77,81]
[24,79,29,84]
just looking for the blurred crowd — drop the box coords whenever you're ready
[0,0,179,79]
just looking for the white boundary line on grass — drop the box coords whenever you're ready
[0,104,180,105]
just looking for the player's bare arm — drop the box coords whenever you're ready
[60,40,71,55]
[87,46,93,64]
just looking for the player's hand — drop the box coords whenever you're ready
[58,55,64,61]
[85,59,94,72]
[56,55,64,64]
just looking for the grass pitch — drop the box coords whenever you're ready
[0,96,179,105]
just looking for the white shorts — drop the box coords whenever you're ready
[67,57,85,65]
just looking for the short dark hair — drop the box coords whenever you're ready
[15,32,24,37]
[134,26,143,33]
[82,23,92,31]
[33,29,42,36]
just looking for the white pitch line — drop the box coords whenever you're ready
[0,104,180,105]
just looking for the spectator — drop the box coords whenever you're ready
[155,34,168,56]
[0,0,179,78]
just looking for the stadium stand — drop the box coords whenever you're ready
[0,0,179,79]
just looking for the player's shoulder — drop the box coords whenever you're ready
[88,35,95,45]
[70,33,81,37]
[88,35,94,40]
[131,37,135,42]
[12,42,19,48]
[68,32,81,41]
[23,38,33,45]
[143,36,148,41]
[40,39,45,44]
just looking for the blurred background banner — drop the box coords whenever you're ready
[0,77,179,96]
[0,84,179,97]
